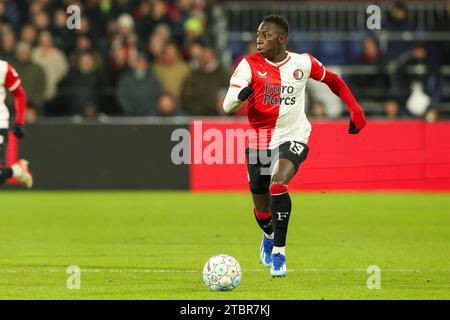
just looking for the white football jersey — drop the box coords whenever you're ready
[0,60,22,129]
[224,51,326,149]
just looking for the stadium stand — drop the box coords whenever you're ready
[0,0,448,120]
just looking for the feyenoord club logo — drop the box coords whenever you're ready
[293,69,304,80]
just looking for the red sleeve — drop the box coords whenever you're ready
[307,53,326,81]
[321,69,366,130]
[5,64,27,125]
[5,64,21,90]
[307,54,366,131]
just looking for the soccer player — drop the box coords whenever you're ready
[0,59,33,189]
[223,15,366,277]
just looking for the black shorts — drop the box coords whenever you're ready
[0,129,8,165]
[245,141,309,194]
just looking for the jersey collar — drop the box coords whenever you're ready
[265,51,291,68]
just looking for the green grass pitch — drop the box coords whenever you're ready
[0,191,449,299]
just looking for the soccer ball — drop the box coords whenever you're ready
[202,254,242,291]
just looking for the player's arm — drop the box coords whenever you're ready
[307,53,367,134]
[223,58,253,114]
[5,63,27,139]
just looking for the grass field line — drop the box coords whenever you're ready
[1,267,446,273]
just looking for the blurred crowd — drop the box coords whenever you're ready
[293,1,450,122]
[0,0,230,122]
[342,1,450,122]
[0,0,449,123]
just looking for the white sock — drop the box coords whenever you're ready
[11,164,22,178]
[264,232,274,240]
[272,246,285,255]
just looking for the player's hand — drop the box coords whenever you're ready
[348,120,360,134]
[14,124,25,139]
[348,110,367,134]
[238,86,254,102]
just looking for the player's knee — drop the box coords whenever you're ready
[271,174,290,185]
[269,182,288,196]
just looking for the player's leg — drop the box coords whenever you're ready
[269,159,295,276]
[251,193,274,267]
[12,159,33,188]
[271,158,297,250]
[0,161,33,189]
[0,129,33,188]
[269,141,309,277]
[246,148,274,267]
[0,167,13,185]
[0,129,11,185]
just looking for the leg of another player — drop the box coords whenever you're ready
[0,130,33,189]
[269,159,296,276]
[0,167,13,185]
[0,161,33,188]
[0,131,11,186]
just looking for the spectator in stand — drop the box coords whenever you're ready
[359,36,382,65]
[181,5,208,61]
[99,44,129,116]
[0,30,16,62]
[135,0,173,43]
[348,36,390,101]
[75,16,95,40]
[424,106,440,122]
[31,30,69,108]
[145,23,172,63]
[384,1,415,58]
[111,13,139,64]
[84,0,109,42]
[309,101,327,118]
[117,52,163,116]
[25,105,38,124]
[19,24,38,47]
[134,0,152,41]
[111,0,135,17]
[52,8,77,53]
[434,0,450,65]
[394,42,443,117]
[60,52,101,118]
[158,93,186,116]
[28,0,46,20]
[185,38,203,69]
[181,42,228,115]
[0,21,13,33]
[172,0,196,42]
[153,42,190,103]
[383,99,402,119]
[69,35,103,70]
[0,1,20,29]
[12,41,46,117]
[32,10,50,32]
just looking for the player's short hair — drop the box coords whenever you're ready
[262,14,289,36]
